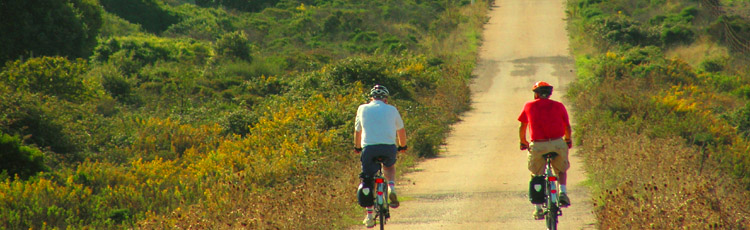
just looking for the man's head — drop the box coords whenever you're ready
[370,84,389,100]
[532,81,553,99]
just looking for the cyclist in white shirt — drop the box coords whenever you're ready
[354,85,407,228]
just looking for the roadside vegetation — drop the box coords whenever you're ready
[0,0,489,228]
[566,0,750,228]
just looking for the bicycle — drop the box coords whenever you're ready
[542,152,562,230]
[370,156,391,230]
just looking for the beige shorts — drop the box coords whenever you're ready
[528,138,570,175]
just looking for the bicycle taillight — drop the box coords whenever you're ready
[375,178,384,183]
[549,176,557,182]
[551,189,557,194]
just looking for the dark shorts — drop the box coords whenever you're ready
[360,144,397,178]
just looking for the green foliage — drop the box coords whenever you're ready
[222,109,257,136]
[589,16,660,48]
[215,31,253,61]
[165,5,238,40]
[99,0,180,33]
[196,0,281,12]
[699,56,727,73]
[328,57,411,100]
[100,66,142,105]
[0,90,79,164]
[730,103,750,138]
[100,12,144,37]
[567,0,750,227]
[650,7,697,46]
[0,0,102,64]
[92,36,212,72]
[0,133,48,179]
[0,0,487,228]
[707,15,750,53]
[1,57,93,102]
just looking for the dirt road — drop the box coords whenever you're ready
[356,0,596,229]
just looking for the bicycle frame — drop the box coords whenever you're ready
[543,152,561,230]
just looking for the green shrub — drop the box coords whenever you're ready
[0,57,92,102]
[101,69,141,105]
[730,103,750,138]
[700,56,727,73]
[0,133,48,179]
[589,16,660,47]
[165,5,237,40]
[100,12,144,37]
[99,0,179,33]
[215,31,253,62]
[707,15,750,53]
[222,109,257,136]
[195,0,281,12]
[660,24,694,45]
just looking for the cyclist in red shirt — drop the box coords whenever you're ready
[518,81,572,220]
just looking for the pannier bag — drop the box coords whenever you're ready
[357,176,375,207]
[529,175,546,204]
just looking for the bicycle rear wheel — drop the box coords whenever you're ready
[379,209,386,230]
[545,205,558,230]
[380,183,388,229]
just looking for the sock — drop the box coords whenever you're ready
[366,207,374,218]
[535,204,543,210]
[560,185,567,193]
[388,181,396,193]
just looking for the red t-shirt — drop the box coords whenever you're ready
[517,98,570,141]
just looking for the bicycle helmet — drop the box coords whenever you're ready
[370,85,389,99]
[532,81,553,94]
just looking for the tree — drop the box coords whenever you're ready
[0,0,103,64]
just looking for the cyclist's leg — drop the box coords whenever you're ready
[361,147,378,177]
[527,141,550,175]
[360,146,380,224]
[381,145,398,182]
[528,141,550,218]
[549,139,570,185]
[549,139,571,206]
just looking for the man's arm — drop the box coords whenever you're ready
[519,122,529,144]
[397,128,407,147]
[519,122,529,150]
[354,130,362,149]
[564,123,572,148]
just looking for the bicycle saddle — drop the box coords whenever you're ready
[542,152,558,159]
[373,156,390,163]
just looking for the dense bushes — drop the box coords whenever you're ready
[0,0,102,64]
[195,0,281,12]
[0,0,486,228]
[215,31,253,61]
[1,57,94,102]
[707,15,750,53]
[99,0,180,33]
[567,0,750,228]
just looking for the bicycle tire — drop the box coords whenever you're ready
[379,179,388,230]
[546,205,558,230]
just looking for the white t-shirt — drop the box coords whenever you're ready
[355,100,404,146]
